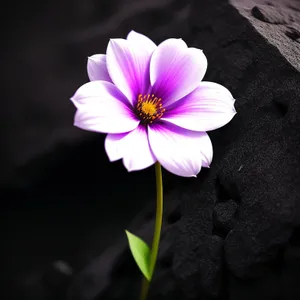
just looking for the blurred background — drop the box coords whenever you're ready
[1,0,192,298]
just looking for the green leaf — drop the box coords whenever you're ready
[125,230,151,280]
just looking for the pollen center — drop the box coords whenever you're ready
[141,102,157,115]
[136,94,165,124]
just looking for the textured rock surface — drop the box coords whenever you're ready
[2,0,300,299]
[67,0,300,299]
[232,0,300,71]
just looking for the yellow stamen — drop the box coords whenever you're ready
[141,102,157,115]
[136,94,165,124]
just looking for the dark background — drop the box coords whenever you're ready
[1,0,300,299]
[1,0,189,298]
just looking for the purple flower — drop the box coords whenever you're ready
[71,31,236,177]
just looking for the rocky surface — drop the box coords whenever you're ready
[2,0,300,299]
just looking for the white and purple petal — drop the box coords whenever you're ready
[126,30,157,54]
[150,38,207,107]
[106,33,156,106]
[148,123,212,177]
[87,54,112,82]
[162,81,236,132]
[71,81,139,134]
[105,125,156,171]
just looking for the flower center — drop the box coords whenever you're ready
[136,94,165,124]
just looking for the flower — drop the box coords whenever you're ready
[71,31,236,177]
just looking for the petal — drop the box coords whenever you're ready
[150,39,207,106]
[162,81,236,132]
[87,54,112,82]
[104,132,128,162]
[126,30,157,53]
[197,131,213,168]
[71,81,139,134]
[106,36,155,106]
[105,125,156,171]
[148,123,212,177]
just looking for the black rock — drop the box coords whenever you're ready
[68,0,300,299]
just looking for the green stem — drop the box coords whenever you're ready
[139,162,163,300]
